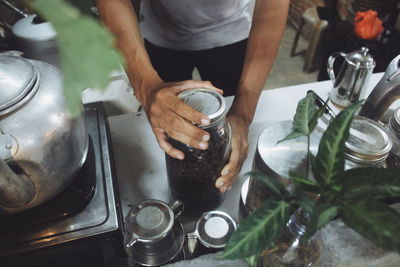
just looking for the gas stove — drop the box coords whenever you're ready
[0,102,126,267]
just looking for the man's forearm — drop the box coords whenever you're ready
[96,0,162,105]
[229,0,289,124]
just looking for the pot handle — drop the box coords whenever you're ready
[327,52,346,84]
[125,232,141,248]
[170,199,184,219]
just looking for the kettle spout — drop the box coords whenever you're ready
[0,159,35,210]
[359,55,400,121]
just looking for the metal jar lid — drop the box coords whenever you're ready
[125,200,175,242]
[345,47,376,69]
[0,54,38,114]
[178,89,226,128]
[345,116,392,164]
[188,210,237,249]
[389,108,400,139]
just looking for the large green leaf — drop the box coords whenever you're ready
[289,170,320,194]
[339,198,400,252]
[304,203,338,239]
[337,168,400,199]
[278,92,320,143]
[314,101,363,185]
[248,172,289,198]
[31,0,123,116]
[221,197,290,259]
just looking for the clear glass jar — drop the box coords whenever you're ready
[385,108,400,168]
[259,210,322,267]
[344,116,392,170]
[165,89,231,214]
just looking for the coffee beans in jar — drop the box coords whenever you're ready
[165,89,231,214]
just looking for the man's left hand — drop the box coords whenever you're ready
[215,114,250,192]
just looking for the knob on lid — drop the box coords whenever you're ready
[0,54,37,112]
[345,47,376,69]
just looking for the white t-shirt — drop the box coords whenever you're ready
[139,0,253,51]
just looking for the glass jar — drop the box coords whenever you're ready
[385,108,400,168]
[165,89,231,214]
[344,116,392,170]
[259,210,322,267]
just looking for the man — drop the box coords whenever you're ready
[97,0,289,192]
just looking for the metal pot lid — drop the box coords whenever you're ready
[345,116,392,162]
[345,47,376,69]
[256,121,322,179]
[125,200,174,241]
[190,210,237,248]
[12,15,57,41]
[178,89,226,128]
[0,54,37,112]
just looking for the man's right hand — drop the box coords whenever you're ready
[141,80,222,160]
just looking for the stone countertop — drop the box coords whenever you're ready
[108,73,400,266]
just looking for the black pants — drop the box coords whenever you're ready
[144,39,248,96]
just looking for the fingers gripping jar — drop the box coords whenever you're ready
[165,89,231,214]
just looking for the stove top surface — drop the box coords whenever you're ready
[0,103,123,258]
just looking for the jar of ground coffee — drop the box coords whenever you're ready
[165,89,231,214]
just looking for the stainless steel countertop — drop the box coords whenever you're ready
[108,73,400,266]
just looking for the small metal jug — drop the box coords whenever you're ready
[327,47,375,108]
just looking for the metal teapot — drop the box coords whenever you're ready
[327,47,375,108]
[0,52,88,213]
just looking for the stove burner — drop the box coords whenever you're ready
[0,137,96,230]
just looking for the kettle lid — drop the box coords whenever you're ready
[0,54,37,113]
[345,47,376,69]
[12,15,57,41]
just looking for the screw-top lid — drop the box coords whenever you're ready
[178,89,226,128]
[389,108,400,138]
[191,210,237,248]
[345,116,392,164]
[0,54,37,113]
[125,200,175,242]
[345,47,376,69]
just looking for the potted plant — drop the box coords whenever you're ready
[220,92,400,266]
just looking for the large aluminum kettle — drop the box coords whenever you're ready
[0,52,88,213]
[327,47,375,108]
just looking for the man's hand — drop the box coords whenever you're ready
[215,114,250,193]
[142,80,222,160]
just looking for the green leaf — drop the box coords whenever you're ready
[221,197,290,259]
[245,254,259,267]
[277,131,304,144]
[339,198,400,252]
[31,0,123,116]
[278,92,319,144]
[337,168,400,199]
[248,172,289,198]
[292,92,318,135]
[304,203,338,239]
[292,191,316,214]
[314,101,363,185]
[289,171,320,194]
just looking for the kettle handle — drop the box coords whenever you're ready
[327,52,346,83]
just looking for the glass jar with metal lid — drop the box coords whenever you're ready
[165,89,231,214]
[344,116,392,169]
[384,108,400,168]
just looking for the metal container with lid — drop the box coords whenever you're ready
[165,89,231,214]
[124,199,185,266]
[244,120,322,214]
[327,47,375,108]
[187,210,237,254]
[345,116,392,169]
